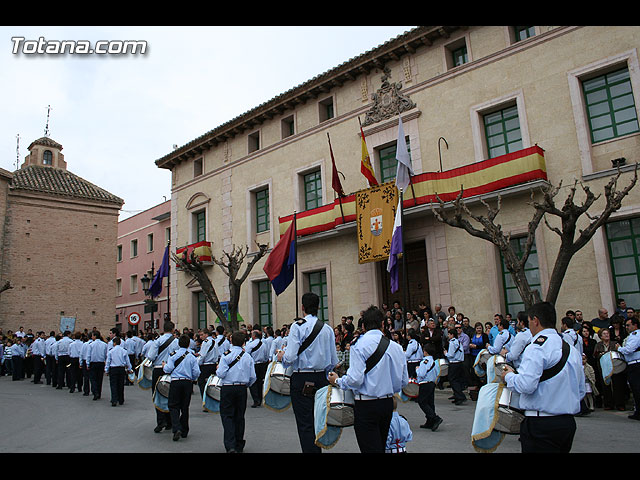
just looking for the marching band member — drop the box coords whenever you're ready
[615,316,640,421]
[486,318,513,355]
[163,334,201,441]
[502,311,532,370]
[328,305,407,453]
[416,343,443,431]
[278,292,337,453]
[445,327,466,405]
[197,329,219,404]
[146,320,179,434]
[104,336,133,406]
[247,329,270,408]
[561,316,583,357]
[501,302,584,453]
[216,330,256,453]
[87,331,107,400]
[404,329,423,378]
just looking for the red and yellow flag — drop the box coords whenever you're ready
[360,120,378,187]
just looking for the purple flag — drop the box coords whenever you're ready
[386,201,403,293]
[149,245,170,297]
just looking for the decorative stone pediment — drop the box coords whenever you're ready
[362,66,416,126]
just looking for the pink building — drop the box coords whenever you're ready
[116,200,171,333]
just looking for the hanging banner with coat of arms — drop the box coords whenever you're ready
[356,182,398,264]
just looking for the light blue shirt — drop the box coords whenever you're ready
[147,333,179,368]
[416,356,438,384]
[561,328,583,357]
[488,329,514,355]
[88,339,107,364]
[10,343,25,358]
[445,337,464,363]
[505,328,532,368]
[405,338,423,363]
[216,345,256,386]
[270,336,285,359]
[282,315,337,374]
[45,336,57,356]
[246,337,270,364]
[386,411,412,452]
[215,334,230,354]
[105,344,132,372]
[81,340,93,366]
[56,336,73,358]
[31,338,46,357]
[198,336,219,365]
[69,339,83,359]
[124,337,137,355]
[618,329,640,364]
[335,329,408,398]
[163,347,200,381]
[134,336,146,356]
[505,328,585,415]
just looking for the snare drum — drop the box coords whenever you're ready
[269,362,292,396]
[327,387,355,427]
[156,374,172,398]
[402,379,419,399]
[141,358,153,381]
[438,358,449,377]
[205,375,222,401]
[476,349,492,369]
[494,387,524,435]
[610,351,627,374]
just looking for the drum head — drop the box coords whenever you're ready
[156,375,171,398]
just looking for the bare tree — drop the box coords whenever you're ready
[431,166,638,310]
[0,280,12,295]
[172,243,269,332]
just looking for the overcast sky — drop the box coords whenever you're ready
[1,26,415,219]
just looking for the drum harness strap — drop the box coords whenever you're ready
[227,351,244,369]
[365,335,390,374]
[297,319,324,355]
[157,336,174,356]
[539,339,570,382]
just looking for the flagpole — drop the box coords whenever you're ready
[294,211,299,318]
[400,190,408,339]
[166,240,171,323]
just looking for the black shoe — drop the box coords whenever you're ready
[419,423,431,429]
[251,403,261,408]
[454,400,466,406]
[173,431,181,441]
[226,449,237,453]
[93,395,99,400]
[154,425,164,433]
[431,417,443,431]
[181,432,188,438]
[69,389,75,393]
[56,386,62,390]
[111,402,117,407]
[628,414,640,421]
[83,392,89,396]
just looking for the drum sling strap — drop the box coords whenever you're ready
[173,352,190,369]
[365,335,390,374]
[539,340,570,382]
[227,351,244,369]
[297,319,323,355]
[158,336,174,356]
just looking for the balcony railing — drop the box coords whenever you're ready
[278,145,547,238]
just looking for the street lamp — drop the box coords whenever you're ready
[140,262,158,331]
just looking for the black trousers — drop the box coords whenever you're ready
[11,356,24,380]
[627,362,640,416]
[69,358,82,391]
[197,364,217,400]
[45,355,56,386]
[82,364,91,394]
[290,371,328,453]
[33,356,45,383]
[57,354,70,388]
[152,367,172,427]
[108,366,126,404]
[353,397,394,453]
[448,361,466,401]
[89,362,105,398]
[168,379,193,435]
[220,384,248,452]
[417,382,438,425]
[249,362,269,405]
[520,415,576,453]
[407,361,419,378]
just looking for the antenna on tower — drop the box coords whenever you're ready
[16,134,20,170]
[44,105,51,137]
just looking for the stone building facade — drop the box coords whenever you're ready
[0,136,123,335]
[155,26,640,332]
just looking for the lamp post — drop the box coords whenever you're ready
[140,261,158,331]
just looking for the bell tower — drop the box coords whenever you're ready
[21,136,67,170]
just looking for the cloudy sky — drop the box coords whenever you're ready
[1,26,415,219]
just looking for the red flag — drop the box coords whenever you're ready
[359,118,378,187]
[327,133,345,197]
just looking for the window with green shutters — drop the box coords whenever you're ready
[196,291,207,329]
[308,270,328,322]
[605,217,640,309]
[194,210,206,242]
[304,170,322,210]
[379,139,411,184]
[452,45,468,67]
[257,280,272,326]
[256,188,269,233]
[484,105,522,159]
[583,67,640,143]
[514,26,535,42]
[500,237,541,316]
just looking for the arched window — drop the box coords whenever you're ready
[43,150,53,165]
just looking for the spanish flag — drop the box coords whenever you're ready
[359,118,378,187]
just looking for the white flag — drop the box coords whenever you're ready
[395,115,413,191]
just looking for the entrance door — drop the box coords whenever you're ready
[379,240,429,312]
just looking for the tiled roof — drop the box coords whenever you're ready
[28,136,63,150]
[10,165,124,205]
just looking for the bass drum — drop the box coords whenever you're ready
[402,379,419,399]
[438,358,449,377]
[141,358,154,381]
[327,387,355,427]
[156,374,172,398]
[610,351,627,374]
[205,375,222,401]
[269,362,292,396]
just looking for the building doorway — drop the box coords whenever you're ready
[379,240,429,313]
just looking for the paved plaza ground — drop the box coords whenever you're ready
[0,374,637,455]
